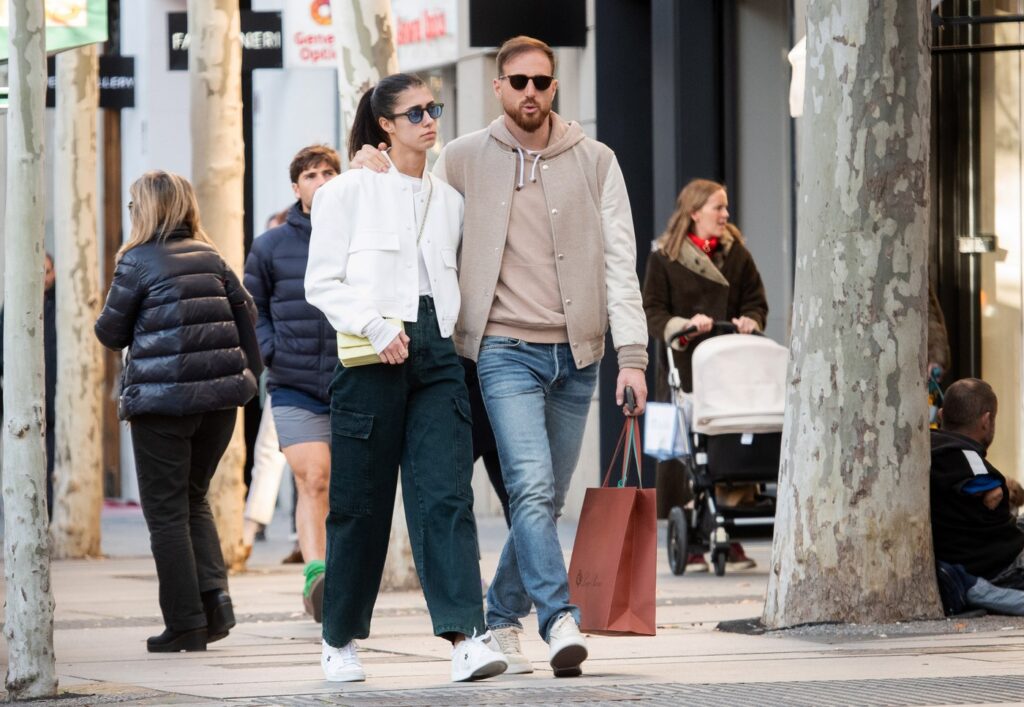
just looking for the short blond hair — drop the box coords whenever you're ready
[496,35,555,76]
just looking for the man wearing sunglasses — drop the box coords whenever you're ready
[353,35,648,679]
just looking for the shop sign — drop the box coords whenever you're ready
[283,0,456,72]
[393,0,457,72]
[168,11,283,72]
[99,55,135,109]
[283,0,336,69]
[468,0,586,48]
[0,0,109,62]
[45,54,135,109]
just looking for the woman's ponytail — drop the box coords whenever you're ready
[347,74,427,160]
[348,88,389,159]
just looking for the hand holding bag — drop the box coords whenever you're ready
[334,175,433,368]
[337,319,405,368]
[568,416,658,636]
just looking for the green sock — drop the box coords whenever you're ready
[303,560,325,597]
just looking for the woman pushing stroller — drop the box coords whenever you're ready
[642,178,769,572]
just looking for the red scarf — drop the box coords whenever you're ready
[688,232,719,256]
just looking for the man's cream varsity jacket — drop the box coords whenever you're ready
[434,114,648,371]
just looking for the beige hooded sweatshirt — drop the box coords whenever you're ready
[435,113,648,371]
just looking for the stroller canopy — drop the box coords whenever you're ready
[691,334,788,435]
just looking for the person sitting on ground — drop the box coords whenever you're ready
[930,378,1024,590]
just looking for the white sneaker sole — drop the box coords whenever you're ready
[504,658,534,675]
[323,668,366,683]
[549,642,587,677]
[452,657,508,682]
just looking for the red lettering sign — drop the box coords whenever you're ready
[396,11,446,46]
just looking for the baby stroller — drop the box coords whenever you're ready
[664,322,788,576]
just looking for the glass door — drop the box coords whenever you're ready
[979,0,1023,472]
[934,0,1024,473]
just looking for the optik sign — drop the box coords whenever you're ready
[284,0,335,68]
[284,0,457,71]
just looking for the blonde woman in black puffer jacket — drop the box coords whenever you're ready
[95,170,259,654]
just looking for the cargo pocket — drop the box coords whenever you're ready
[452,396,474,502]
[330,407,375,517]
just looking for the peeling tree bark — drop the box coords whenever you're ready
[189,0,248,571]
[329,0,417,590]
[764,1,941,627]
[330,0,399,168]
[51,44,104,559]
[3,0,58,698]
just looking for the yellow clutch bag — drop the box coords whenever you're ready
[337,319,405,368]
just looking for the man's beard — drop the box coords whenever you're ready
[508,100,549,132]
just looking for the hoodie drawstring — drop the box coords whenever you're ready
[513,146,543,191]
[528,151,542,184]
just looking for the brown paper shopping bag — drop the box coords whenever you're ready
[568,417,657,636]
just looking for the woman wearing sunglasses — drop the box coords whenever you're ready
[305,73,507,684]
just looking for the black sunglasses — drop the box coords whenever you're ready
[499,74,554,91]
[387,102,444,124]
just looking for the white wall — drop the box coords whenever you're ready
[120,0,191,194]
[735,0,794,344]
[251,68,338,229]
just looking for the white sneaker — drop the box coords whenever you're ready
[491,626,534,674]
[450,631,508,682]
[547,612,587,677]
[321,639,365,682]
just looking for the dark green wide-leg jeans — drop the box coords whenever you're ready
[322,296,485,648]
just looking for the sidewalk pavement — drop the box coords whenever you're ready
[4,503,1024,706]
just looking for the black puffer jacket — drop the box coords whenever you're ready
[95,230,258,420]
[243,203,335,404]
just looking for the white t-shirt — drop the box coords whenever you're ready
[399,173,433,297]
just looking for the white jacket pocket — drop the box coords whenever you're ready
[350,229,400,252]
[348,229,401,301]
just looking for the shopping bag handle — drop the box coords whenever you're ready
[601,416,644,488]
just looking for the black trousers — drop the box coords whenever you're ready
[323,297,484,647]
[130,408,235,631]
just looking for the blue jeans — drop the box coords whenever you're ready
[969,576,1024,615]
[477,337,599,640]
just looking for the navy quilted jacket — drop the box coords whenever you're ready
[94,230,258,420]
[243,203,335,404]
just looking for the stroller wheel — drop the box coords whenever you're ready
[667,507,688,576]
[712,549,728,577]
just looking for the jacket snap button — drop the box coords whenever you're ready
[542,164,549,170]
[551,208,558,215]
[557,253,564,259]
[565,299,572,305]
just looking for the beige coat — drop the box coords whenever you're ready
[434,114,648,371]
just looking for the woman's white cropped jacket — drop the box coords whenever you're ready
[305,161,465,338]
